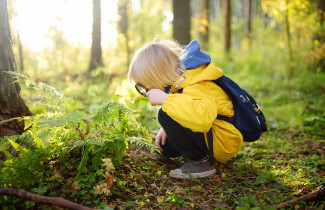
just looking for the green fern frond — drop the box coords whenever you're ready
[127,136,157,152]
[0,117,23,126]
[6,71,75,111]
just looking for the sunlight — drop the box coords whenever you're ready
[15,0,118,52]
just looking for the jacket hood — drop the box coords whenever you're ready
[171,41,223,92]
[181,40,211,69]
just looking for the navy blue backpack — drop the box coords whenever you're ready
[214,75,267,142]
[206,75,267,163]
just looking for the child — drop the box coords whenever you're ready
[128,39,243,178]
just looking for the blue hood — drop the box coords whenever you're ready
[181,40,211,69]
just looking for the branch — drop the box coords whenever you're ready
[274,185,325,209]
[302,105,324,115]
[0,187,93,210]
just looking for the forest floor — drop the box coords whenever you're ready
[81,129,324,209]
[1,128,324,209]
[1,70,324,209]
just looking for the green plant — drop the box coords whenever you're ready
[303,114,325,137]
[0,73,155,199]
[254,170,279,186]
[235,194,259,209]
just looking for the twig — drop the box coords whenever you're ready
[274,185,325,209]
[0,187,93,210]
[302,105,324,115]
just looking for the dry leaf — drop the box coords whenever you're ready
[70,181,80,190]
[103,171,114,190]
[157,196,165,203]
[175,187,187,195]
[101,158,115,172]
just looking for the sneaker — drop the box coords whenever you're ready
[169,156,216,178]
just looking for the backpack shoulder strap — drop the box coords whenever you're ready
[216,115,235,124]
[214,76,236,125]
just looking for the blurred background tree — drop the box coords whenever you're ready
[0,0,32,137]
[118,0,130,66]
[89,0,103,72]
[198,0,210,51]
[244,0,252,48]
[225,0,231,55]
[173,0,191,45]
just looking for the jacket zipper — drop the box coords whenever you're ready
[174,76,185,89]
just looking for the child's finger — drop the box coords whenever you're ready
[155,136,164,152]
[156,143,163,152]
[161,134,167,146]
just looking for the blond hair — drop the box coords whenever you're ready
[128,39,186,91]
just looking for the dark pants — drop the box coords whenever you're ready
[157,108,209,161]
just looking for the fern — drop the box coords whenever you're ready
[0,73,155,190]
[0,117,23,126]
[6,71,74,111]
[127,136,157,151]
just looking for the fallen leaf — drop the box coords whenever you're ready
[157,196,165,203]
[103,171,114,190]
[71,181,80,190]
[175,187,187,195]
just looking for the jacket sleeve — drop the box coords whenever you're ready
[161,83,218,133]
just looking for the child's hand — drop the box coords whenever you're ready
[155,127,167,152]
[146,89,168,106]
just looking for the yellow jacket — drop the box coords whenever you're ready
[162,62,243,163]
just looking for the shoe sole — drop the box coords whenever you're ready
[169,168,217,179]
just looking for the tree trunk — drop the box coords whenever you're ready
[0,0,32,137]
[244,0,252,48]
[224,0,231,54]
[17,32,24,73]
[199,0,209,51]
[263,12,268,28]
[314,0,325,43]
[173,0,191,45]
[118,0,130,67]
[284,0,293,62]
[89,0,103,72]
[213,0,221,20]
[318,0,325,26]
